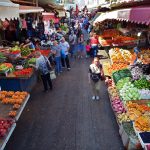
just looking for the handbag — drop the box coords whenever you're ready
[50,70,56,80]
[91,73,99,83]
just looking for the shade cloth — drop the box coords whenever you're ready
[19,5,44,14]
[94,6,150,25]
[0,0,19,20]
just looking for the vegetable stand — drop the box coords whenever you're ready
[105,47,150,149]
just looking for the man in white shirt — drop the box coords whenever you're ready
[59,37,71,70]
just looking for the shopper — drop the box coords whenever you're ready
[78,34,85,58]
[51,41,62,75]
[88,57,103,100]
[69,31,77,58]
[85,40,91,58]
[31,51,53,92]
[59,37,71,71]
[90,33,99,57]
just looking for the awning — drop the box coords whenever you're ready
[57,10,65,17]
[19,5,44,14]
[94,6,150,25]
[0,0,19,20]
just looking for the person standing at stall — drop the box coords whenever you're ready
[88,57,103,100]
[59,37,71,71]
[30,51,53,92]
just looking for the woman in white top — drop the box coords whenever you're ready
[88,57,103,100]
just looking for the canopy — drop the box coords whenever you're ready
[0,0,19,20]
[94,6,150,25]
[19,5,44,14]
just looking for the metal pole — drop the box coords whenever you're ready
[36,0,38,7]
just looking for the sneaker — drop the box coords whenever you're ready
[92,96,95,100]
[96,96,100,100]
[67,68,71,71]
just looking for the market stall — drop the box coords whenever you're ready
[104,47,150,149]
[0,45,51,92]
[98,29,138,48]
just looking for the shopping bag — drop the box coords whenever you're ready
[50,70,56,80]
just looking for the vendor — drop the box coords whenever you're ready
[21,38,35,50]
[131,46,141,64]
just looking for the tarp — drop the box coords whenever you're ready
[19,5,44,14]
[94,6,150,25]
[0,0,19,20]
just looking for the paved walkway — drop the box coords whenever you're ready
[5,58,124,150]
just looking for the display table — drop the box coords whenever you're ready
[15,94,30,121]
[0,94,30,150]
[0,94,30,121]
[0,123,16,150]
[0,72,37,92]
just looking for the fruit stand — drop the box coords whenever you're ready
[104,47,150,149]
[0,46,51,92]
[0,121,16,150]
[0,91,30,150]
[98,29,138,48]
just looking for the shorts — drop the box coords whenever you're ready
[78,43,85,52]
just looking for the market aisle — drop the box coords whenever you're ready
[5,58,124,150]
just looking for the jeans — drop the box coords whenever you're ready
[55,56,62,74]
[91,45,98,57]
[61,55,70,69]
[41,73,53,91]
[70,44,76,57]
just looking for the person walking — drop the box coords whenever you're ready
[88,57,103,100]
[31,51,53,92]
[51,41,62,75]
[59,37,71,71]
[69,30,77,58]
[78,34,85,58]
[90,33,99,57]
